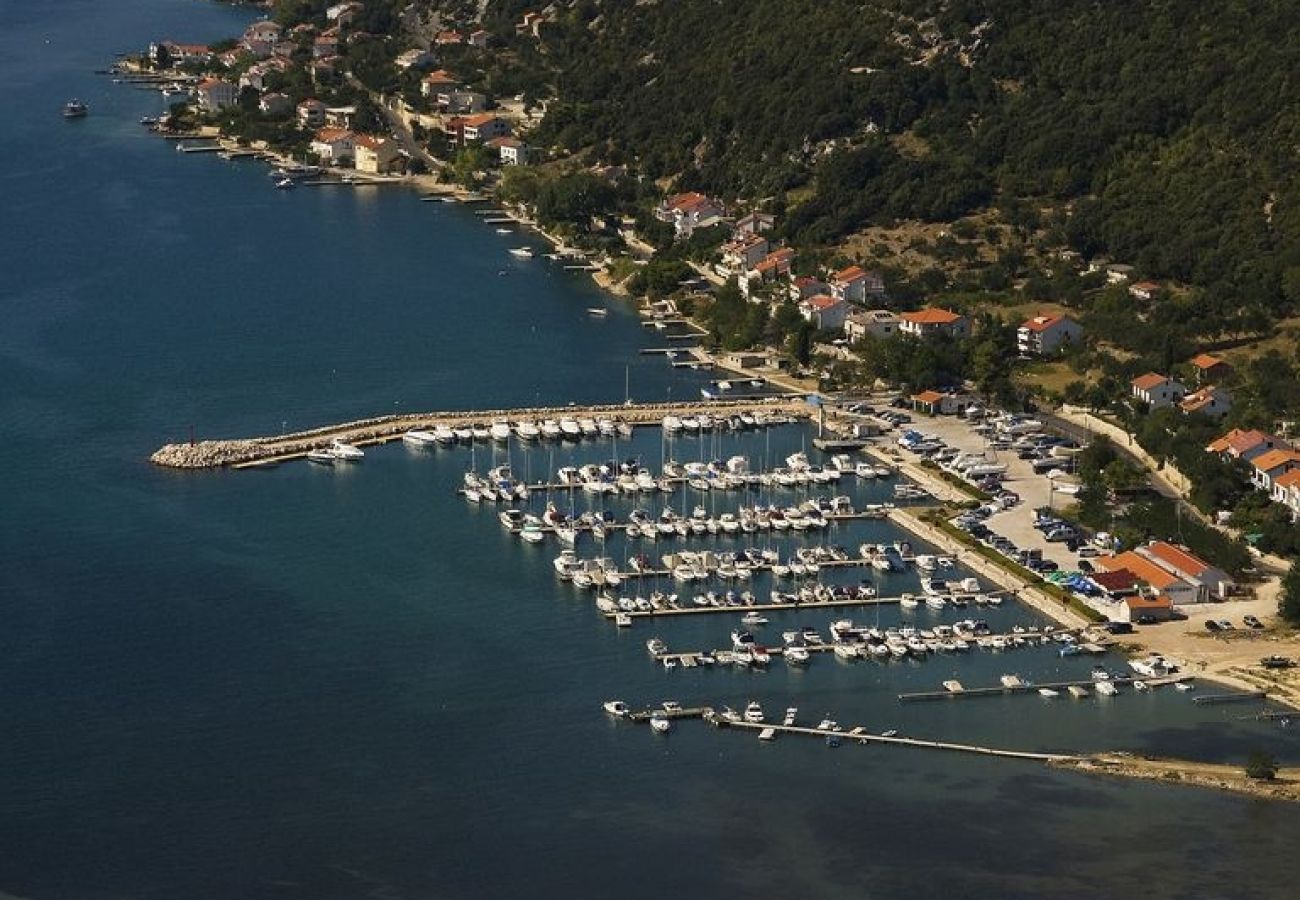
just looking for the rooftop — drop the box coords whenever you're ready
[1250,448,1300,473]
[901,308,962,325]
[1097,552,1182,590]
[1131,372,1171,391]
[1143,541,1214,578]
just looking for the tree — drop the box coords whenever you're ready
[1281,563,1300,625]
[1245,749,1279,781]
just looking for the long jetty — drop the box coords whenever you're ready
[150,399,811,470]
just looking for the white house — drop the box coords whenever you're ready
[799,295,847,331]
[486,136,527,165]
[719,233,769,275]
[898,308,968,339]
[1179,385,1232,419]
[353,135,403,174]
[1137,541,1233,601]
[1272,470,1300,520]
[459,113,512,144]
[1017,313,1082,356]
[654,192,724,239]
[395,48,435,70]
[830,265,883,304]
[297,99,327,128]
[844,310,901,342]
[310,128,356,165]
[1249,448,1300,492]
[1130,372,1187,409]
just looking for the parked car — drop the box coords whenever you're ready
[1104,622,1134,634]
[1216,619,1234,631]
[1205,620,1222,632]
[1243,615,1264,629]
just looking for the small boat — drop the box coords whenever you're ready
[402,429,439,446]
[1133,680,1150,692]
[586,308,608,317]
[275,178,296,190]
[1038,688,1060,698]
[63,99,89,118]
[1175,682,1195,692]
[602,700,629,717]
[306,448,335,466]
[880,729,899,738]
[649,713,671,733]
[743,701,764,723]
[740,612,767,626]
[758,727,777,742]
[325,440,363,461]
[1067,685,1089,698]
[495,228,512,234]
[614,612,632,627]
[509,247,533,258]
[783,708,798,726]
[1096,681,1119,696]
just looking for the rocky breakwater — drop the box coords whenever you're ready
[151,440,267,468]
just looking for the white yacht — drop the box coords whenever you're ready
[540,419,563,440]
[514,421,541,441]
[559,417,581,438]
[602,700,629,717]
[490,420,513,442]
[649,713,671,733]
[403,430,439,446]
[329,440,364,461]
[743,701,765,723]
[508,247,534,258]
[307,448,335,466]
[433,425,456,444]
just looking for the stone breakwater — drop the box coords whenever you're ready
[150,399,811,469]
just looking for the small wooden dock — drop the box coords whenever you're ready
[898,673,1191,702]
[1194,690,1268,705]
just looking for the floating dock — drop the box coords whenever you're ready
[898,673,1190,702]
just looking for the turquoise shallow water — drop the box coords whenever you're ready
[2,3,1300,899]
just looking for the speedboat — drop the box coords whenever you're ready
[490,420,513,442]
[63,99,89,118]
[602,700,629,717]
[433,425,456,444]
[514,421,540,441]
[509,247,534,258]
[402,429,439,446]
[329,440,364,461]
[1038,688,1060,698]
[649,713,671,733]
[306,448,335,466]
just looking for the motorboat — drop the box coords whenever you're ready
[490,420,513,442]
[559,417,582,438]
[646,637,667,656]
[509,247,534,258]
[514,421,541,441]
[329,440,364,461]
[402,429,439,446]
[63,99,89,118]
[433,425,456,444]
[602,700,629,717]
[743,701,765,723]
[649,713,671,733]
[306,448,335,465]
[1038,688,1060,698]
[785,646,810,664]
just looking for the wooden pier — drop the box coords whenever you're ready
[1194,690,1268,705]
[898,673,1190,702]
[606,592,905,622]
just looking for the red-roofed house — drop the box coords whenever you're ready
[310,127,355,164]
[1130,372,1186,409]
[1128,280,1161,301]
[297,98,327,128]
[1273,469,1300,520]
[899,308,968,339]
[1205,428,1282,463]
[485,136,527,165]
[1089,568,1141,599]
[517,12,545,37]
[719,233,769,275]
[911,389,947,415]
[830,265,883,304]
[435,30,464,45]
[1120,594,1174,623]
[195,78,238,111]
[798,295,847,331]
[788,276,829,302]
[1179,385,1232,419]
[1249,448,1300,492]
[1137,541,1232,600]
[353,134,403,174]
[655,192,724,239]
[1188,353,1232,384]
[1017,313,1082,356]
[1096,552,1198,605]
[150,41,212,65]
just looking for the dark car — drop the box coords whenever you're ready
[1205,620,1222,632]
[1104,621,1134,634]
[1077,559,1095,573]
[1244,615,1264,629]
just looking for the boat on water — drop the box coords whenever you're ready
[329,440,364,461]
[489,420,512,442]
[743,701,765,723]
[586,307,607,317]
[1068,685,1090,698]
[758,727,777,742]
[602,700,629,717]
[306,448,335,465]
[1038,688,1060,698]
[63,99,88,118]
[1095,680,1119,696]
[402,429,439,446]
[649,713,671,733]
[508,247,534,258]
[275,178,296,190]
[495,228,512,234]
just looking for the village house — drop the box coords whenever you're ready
[799,295,847,331]
[1205,428,1286,463]
[1130,372,1187,409]
[296,99,327,129]
[323,106,356,128]
[1249,448,1300,492]
[310,128,356,165]
[1136,541,1233,601]
[1188,352,1233,384]
[150,41,212,65]
[654,192,725,239]
[195,78,238,111]
[486,136,527,165]
[244,20,281,45]
[353,135,403,174]
[1104,263,1136,284]
[734,212,776,236]
[1119,595,1175,623]
[311,56,341,80]
[910,390,971,416]
[1128,280,1160,301]
[444,91,489,114]
[898,308,969,339]
[459,113,512,144]
[1178,385,1232,419]
[1096,552,1199,606]
[517,12,546,37]
[326,2,362,24]
[741,248,795,298]
[830,265,883,304]
[1272,470,1300,520]
[314,29,340,59]
[468,29,491,49]
[788,276,829,302]
[1017,313,1082,356]
[258,92,291,116]
[421,69,465,102]
[435,30,464,46]
[395,48,435,70]
[844,310,901,342]
[718,233,769,276]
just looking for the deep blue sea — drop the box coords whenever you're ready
[2,3,1299,899]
